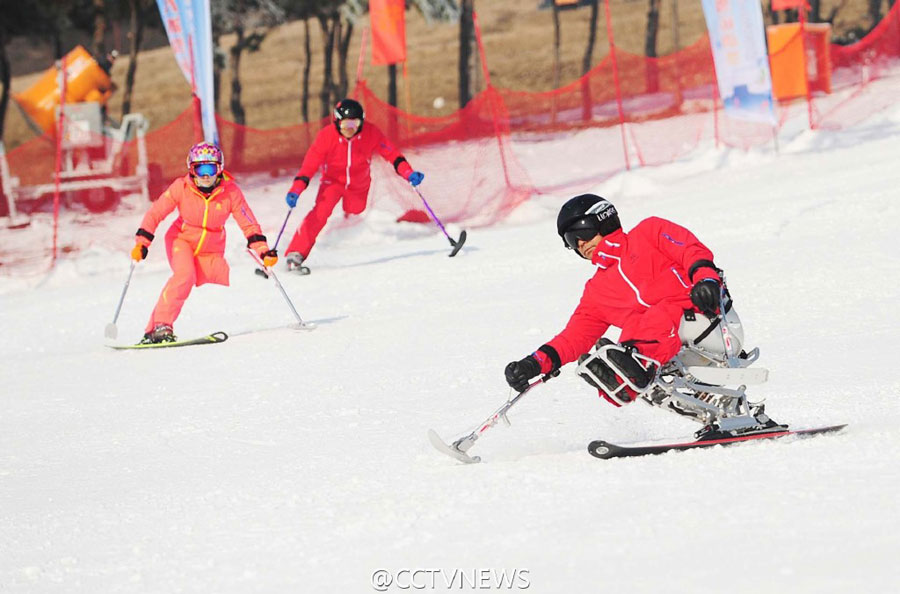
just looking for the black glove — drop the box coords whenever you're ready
[504,356,542,393]
[691,278,721,317]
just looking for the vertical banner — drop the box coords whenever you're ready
[155,0,219,144]
[190,0,217,144]
[370,0,406,65]
[701,0,776,124]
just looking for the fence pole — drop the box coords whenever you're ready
[604,0,631,171]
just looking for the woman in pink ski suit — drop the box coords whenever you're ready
[130,142,277,343]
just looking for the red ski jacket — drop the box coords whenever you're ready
[292,123,413,192]
[539,217,720,369]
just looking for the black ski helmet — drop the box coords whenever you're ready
[557,194,621,252]
[333,98,364,134]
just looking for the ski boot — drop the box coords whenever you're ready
[285,252,311,275]
[140,323,177,344]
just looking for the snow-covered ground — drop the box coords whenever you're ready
[2,92,900,593]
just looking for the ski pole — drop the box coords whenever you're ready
[430,370,558,463]
[105,260,136,339]
[247,249,316,330]
[272,207,293,251]
[254,207,294,279]
[412,186,467,257]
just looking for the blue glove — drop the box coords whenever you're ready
[408,171,424,187]
[285,192,299,208]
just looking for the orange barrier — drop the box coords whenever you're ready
[767,23,833,101]
[12,45,114,135]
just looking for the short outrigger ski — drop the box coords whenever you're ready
[108,331,229,350]
[588,424,847,459]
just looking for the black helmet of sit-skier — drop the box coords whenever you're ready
[557,193,621,256]
[333,98,364,135]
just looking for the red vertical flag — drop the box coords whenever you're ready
[771,0,809,10]
[370,0,406,65]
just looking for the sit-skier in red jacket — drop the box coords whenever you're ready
[129,142,277,344]
[504,194,725,406]
[281,98,424,274]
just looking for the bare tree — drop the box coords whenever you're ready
[93,0,108,56]
[581,0,599,121]
[302,17,312,122]
[211,0,284,125]
[0,26,10,143]
[551,2,562,90]
[458,0,476,108]
[121,0,151,116]
[317,10,340,118]
[1,1,61,141]
[645,0,661,92]
[867,0,884,26]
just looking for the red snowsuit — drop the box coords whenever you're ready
[135,173,269,333]
[534,217,721,376]
[284,122,414,258]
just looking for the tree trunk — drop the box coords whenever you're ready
[337,18,354,99]
[388,64,398,107]
[53,27,63,60]
[230,25,246,125]
[645,0,661,57]
[213,33,222,112]
[552,4,561,90]
[671,0,680,51]
[93,0,107,57]
[301,18,311,123]
[582,0,598,76]
[581,0,599,121]
[645,0,661,93]
[318,14,337,118]
[868,0,883,26]
[809,0,822,21]
[0,28,10,141]
[121,0,144,117]
[458,0,476,109]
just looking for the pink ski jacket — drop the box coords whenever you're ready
[136,173,268,256]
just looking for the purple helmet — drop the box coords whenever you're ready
[186,142,224,177]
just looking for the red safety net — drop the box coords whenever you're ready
[3,4,900,275]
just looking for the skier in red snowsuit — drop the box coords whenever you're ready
[504,194,724,405]
[281,98,424,274]
[130,142,277,344]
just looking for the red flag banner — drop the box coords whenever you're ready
[370,0,406,66]
[771,0,809,10]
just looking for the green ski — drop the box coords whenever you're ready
[108,331,228,350]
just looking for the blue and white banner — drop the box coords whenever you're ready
[701,0,777,125]
[156,0,218,144]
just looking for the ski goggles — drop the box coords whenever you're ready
[191,162,219,177]
[338,118,361,131]
[562,218,602,250]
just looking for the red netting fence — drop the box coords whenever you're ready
[3,4,900,275]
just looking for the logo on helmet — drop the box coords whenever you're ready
[586,200,617,220]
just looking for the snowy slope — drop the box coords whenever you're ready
[2,98,900,593]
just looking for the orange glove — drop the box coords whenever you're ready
[262,249,278,268]
[131,243,148,261]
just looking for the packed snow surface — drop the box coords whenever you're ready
[2,100,899,593]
